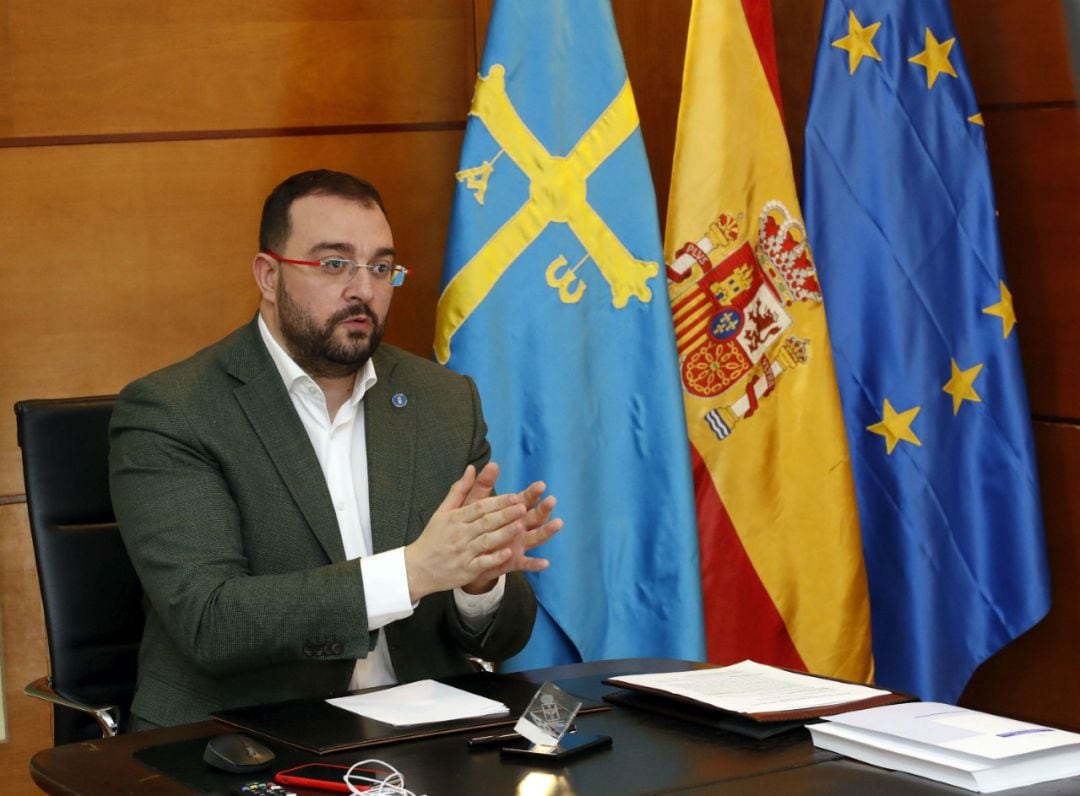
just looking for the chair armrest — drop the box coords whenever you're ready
[24,676,121,737]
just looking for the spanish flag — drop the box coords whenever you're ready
[665,0,872,681]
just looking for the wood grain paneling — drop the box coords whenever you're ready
[0,3,11,136]
[772,0,824,195]
[473,0,494,66]
[961,422,1080,730]
[612,0,692,226]
[0,503,51,795]
[953,0,1077,105]
[0,597,4,742]
[1,1,474,141]
[0,129,464,497]
[983,106,1080,420]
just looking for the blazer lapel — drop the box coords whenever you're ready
[226,321,346,563]
[366,348,416,553]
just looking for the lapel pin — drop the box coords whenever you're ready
[391,393,408,408]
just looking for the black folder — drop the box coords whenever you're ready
[212,671,608,754]
[601,669,913,740]
[603,688,807,739]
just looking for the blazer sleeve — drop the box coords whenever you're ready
[110,376,375,677]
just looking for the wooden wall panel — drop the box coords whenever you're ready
[984,106,1080,420]
[1,1,475,140]
[0,6,11,135]
[0,503,50,794]
[772,0,825,192]
[961,422,1080,731]
[0,129,463,497]
[611,0,692,226]
[952,0,1077,105]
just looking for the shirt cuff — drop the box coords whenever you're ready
[453,574,506,632]
[361,548,414,630]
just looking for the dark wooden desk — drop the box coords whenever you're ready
[29,660,1080,795]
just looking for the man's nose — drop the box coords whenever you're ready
[343,265,377,300]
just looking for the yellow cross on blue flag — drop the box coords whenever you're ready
[804,0,1050,702]
[435,0,705,667]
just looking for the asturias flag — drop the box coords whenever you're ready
[436,0,705,667]
[665,0,873,683]
[804,0,1050,702]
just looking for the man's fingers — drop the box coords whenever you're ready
[470,513,527,555]
[472,552,551,584]
[521,495,556,530]
[410,472,561,600]
[436,464,476,513]
[463,462,499,505]
[517,480,547,508]
[459,490,523,524]
[518,555,550,572]
[451,476,548,525]
[471,507,561,562]
[470,546,514,574]
[521,517,563,550]
[471,517,562,579]
[475,501,527,535]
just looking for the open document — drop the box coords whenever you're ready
[327,679,509,727]
[606,660,903,719]
[809,702,1080,792]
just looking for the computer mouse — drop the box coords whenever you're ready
[203,732,275,773]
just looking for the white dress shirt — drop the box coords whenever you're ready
[257,316,503,690]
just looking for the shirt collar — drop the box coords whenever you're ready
[257,313,377,408]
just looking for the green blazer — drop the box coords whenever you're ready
[109,319,536,727]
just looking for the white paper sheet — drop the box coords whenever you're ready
[827,702,1080,760]
[327,679,509,727]
[812,702,1080,792]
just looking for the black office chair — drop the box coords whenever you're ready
[15,396,143,745]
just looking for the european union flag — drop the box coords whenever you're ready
[435,0,704,668]
[804,0,1050,702]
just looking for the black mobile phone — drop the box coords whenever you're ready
[274,763,380,793]
[499,731,612,761]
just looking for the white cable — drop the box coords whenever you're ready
[345,758,425,796]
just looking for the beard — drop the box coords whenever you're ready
[276,276,386,379]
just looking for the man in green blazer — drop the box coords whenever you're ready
[110,170,560,728]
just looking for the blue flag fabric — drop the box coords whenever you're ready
[804,0,1050,702]
[435,0,705,668]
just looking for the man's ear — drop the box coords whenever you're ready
[252,252,279,303]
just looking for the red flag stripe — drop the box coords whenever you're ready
[691,444,806,670]
[739,0,784,121]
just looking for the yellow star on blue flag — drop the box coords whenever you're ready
[832,10,883,75]
[908,27,958,89]
[867,399,922,454]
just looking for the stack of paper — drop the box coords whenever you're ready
[809,702,1080,792]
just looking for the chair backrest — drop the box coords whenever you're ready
[15,396,143,744]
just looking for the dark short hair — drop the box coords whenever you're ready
[259,169,387,252]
